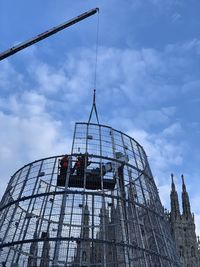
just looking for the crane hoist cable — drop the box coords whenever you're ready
[93,8,99,92]
[88,10,100,125]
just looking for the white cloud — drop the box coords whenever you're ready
[162,122,183,136]
[159,183,171,208]
[172,13,182,23]
[25,54,95,111]
[0,90,71,197]
[0,60,24,92]
[131,130,183,174]
[32,63,67,93]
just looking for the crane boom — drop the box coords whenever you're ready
[0,8,99,61]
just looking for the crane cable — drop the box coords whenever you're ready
[88,9,100,124]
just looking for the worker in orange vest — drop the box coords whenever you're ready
[75,154,90,176]
[60,155,69,177]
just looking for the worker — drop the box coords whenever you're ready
[75,154,90,176]
[75,155,84,176]
[60,155,69,177]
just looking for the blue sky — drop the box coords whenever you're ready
[0,0,200,232]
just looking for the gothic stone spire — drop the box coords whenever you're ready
[170,173,180,219]
[181,174,191,219]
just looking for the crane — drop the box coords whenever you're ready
[0,8,99,61]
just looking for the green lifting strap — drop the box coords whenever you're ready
[88,89,99,124]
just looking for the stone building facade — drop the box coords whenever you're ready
[169,174,200,266]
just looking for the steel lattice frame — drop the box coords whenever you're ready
[0,122,180,266]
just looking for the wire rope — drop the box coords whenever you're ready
[88,9,100,124]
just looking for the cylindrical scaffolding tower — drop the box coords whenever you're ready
[0,122,180,266]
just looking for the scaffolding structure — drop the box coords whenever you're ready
[0,122,180,266]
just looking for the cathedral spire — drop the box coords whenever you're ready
[182,174,187,192]
[181,174,191,219]
[82,203,90,238]
[171,173,176,191]
[170,173,180,219]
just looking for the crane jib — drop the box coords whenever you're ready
[0,8,99,61]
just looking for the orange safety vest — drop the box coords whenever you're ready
[63,161,68,168]
[61,158,68,168]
